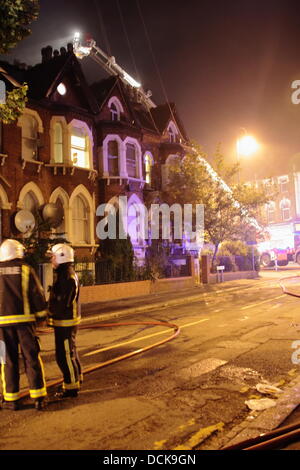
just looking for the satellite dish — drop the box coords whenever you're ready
[42,203,64,228]
[15,210,35,233]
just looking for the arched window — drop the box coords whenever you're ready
[21,115,38,160]
[107,140,119,176]
[54,197,65,236]
[110,102,119,121]
[126,142,138,178]
[54,122,63,163]
[108,96,124,122]
[167,122,178,144]
[72,195,89,244]
[280,199,291,221]
[23,191,39,215]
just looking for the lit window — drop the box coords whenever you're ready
[72,195,89,244]
[21,115,38,160]
[57,83,66,96]
[71,128,89,168]
[107,141,119,176]
[144,153,153,184]
[280,199,291,221]
[54,122,63,163]
[126,143,138,178]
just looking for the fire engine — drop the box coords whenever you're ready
[256,226,300,267]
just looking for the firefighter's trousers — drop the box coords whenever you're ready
[54,326,82,391]
[0,323,47,402]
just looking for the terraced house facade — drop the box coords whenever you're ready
[0,43,189,280]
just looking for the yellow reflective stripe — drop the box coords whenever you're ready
[38,353,47,392]
[35,310,47,318]
[0,315,35,325]
[1,364,20,401]
[63,381,80,391]
[21,265,30,316]
[64,339,76,385]
[70,274,79,320]
[47,318,81,327]
[29,387,47,399]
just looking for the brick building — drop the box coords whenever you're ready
[0,43,189,278]
[258,173,300,259]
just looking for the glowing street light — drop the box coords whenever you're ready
[236,129,259,182]
[237,135,259,157]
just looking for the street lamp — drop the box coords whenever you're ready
[236,128,259,183]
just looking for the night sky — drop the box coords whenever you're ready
[3,0,300,179]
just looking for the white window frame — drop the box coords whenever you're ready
[278,175,289,193]
[107,140,120,177]
[50,116,68,164]
[17,182,44,210]
[17,109,44,162]
[69,185,95,246]
[280,198,291,222]
[69,120,93,170]
[49,187,70,239]
[102,135,124,178]
[266,201,276,224]
[167,121,179,143]
[102,135,143,181]
[123,137,142,180]
[108,96,124,122]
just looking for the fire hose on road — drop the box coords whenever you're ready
[18,320,180,400]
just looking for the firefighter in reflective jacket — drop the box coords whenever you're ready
[0,239,48,411]
[48,244,82,398]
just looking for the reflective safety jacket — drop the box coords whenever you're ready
[48,263,81,327]
[0,259,47,327]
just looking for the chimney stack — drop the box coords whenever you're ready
[41,45,53,62]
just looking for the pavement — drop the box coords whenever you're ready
[81,269,300,450]
[81,276,264,323]
[81,266,300,324]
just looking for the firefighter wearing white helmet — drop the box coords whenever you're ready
[48,243,82,398]
[0,239,48,411]
[0,238,25,261]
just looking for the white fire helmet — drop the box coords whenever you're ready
[0,239,25,262]
[51,243,74,265]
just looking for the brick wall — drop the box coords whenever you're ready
[80,276,194,304]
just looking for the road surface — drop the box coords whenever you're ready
[1,268,300,450]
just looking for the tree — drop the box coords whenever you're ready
[21,211,67,273]
[164,144,272,265]
[0,0,39,54]
[0,83,28,124]
[0,0,39,123]
[97,214,135,283]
